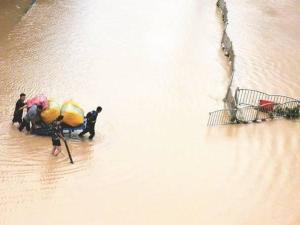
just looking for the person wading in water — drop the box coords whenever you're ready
[19,104,43,132]
[79,106,102,140]
[51,115,65,156]
[12,93,26,125]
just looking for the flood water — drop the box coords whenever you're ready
[0,0,300,225]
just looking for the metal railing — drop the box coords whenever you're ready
[208,88,300,126]
[236,105,272,122]
[210,0,300,126]
[207,109,235,126]
[236,101,300,122]
[235,88,299,106]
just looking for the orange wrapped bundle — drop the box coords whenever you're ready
[41,99,61,124]
[61,100,84,127]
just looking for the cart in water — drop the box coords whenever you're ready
[31,119,87,137]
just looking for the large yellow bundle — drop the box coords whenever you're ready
[61,100,84,127]
[41,100,61,124]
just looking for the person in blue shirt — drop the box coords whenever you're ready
[79,106,102,140]
[19,104,43,132]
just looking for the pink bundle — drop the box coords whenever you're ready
[26,95,49,109]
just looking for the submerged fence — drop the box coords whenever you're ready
[209,0,300,126]
[208,88,300,126]
[216,0,236,110]
[235,88,299,106]
[207,109,234,126]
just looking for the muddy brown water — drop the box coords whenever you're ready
[0,0,300,225]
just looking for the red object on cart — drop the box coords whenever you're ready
[259,100,274,112]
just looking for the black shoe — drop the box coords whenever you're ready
[88,136,93,140]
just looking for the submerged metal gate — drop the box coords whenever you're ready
[207,109,235,126]
[212,0,300,126]
[235,88,298,106]
[208,88,300,126]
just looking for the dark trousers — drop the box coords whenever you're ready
[19,119,31,131]
[12,113,23,124]
[79,124,95,139]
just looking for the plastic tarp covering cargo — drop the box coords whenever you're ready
[27,95,49,109]
[41,100,61,124]
[61,100,84,127]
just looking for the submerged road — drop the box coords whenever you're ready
[0,0,300,225]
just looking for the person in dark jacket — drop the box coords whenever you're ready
[12,93,26,125]
[51,115,65,156]
[79,106,102,140]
